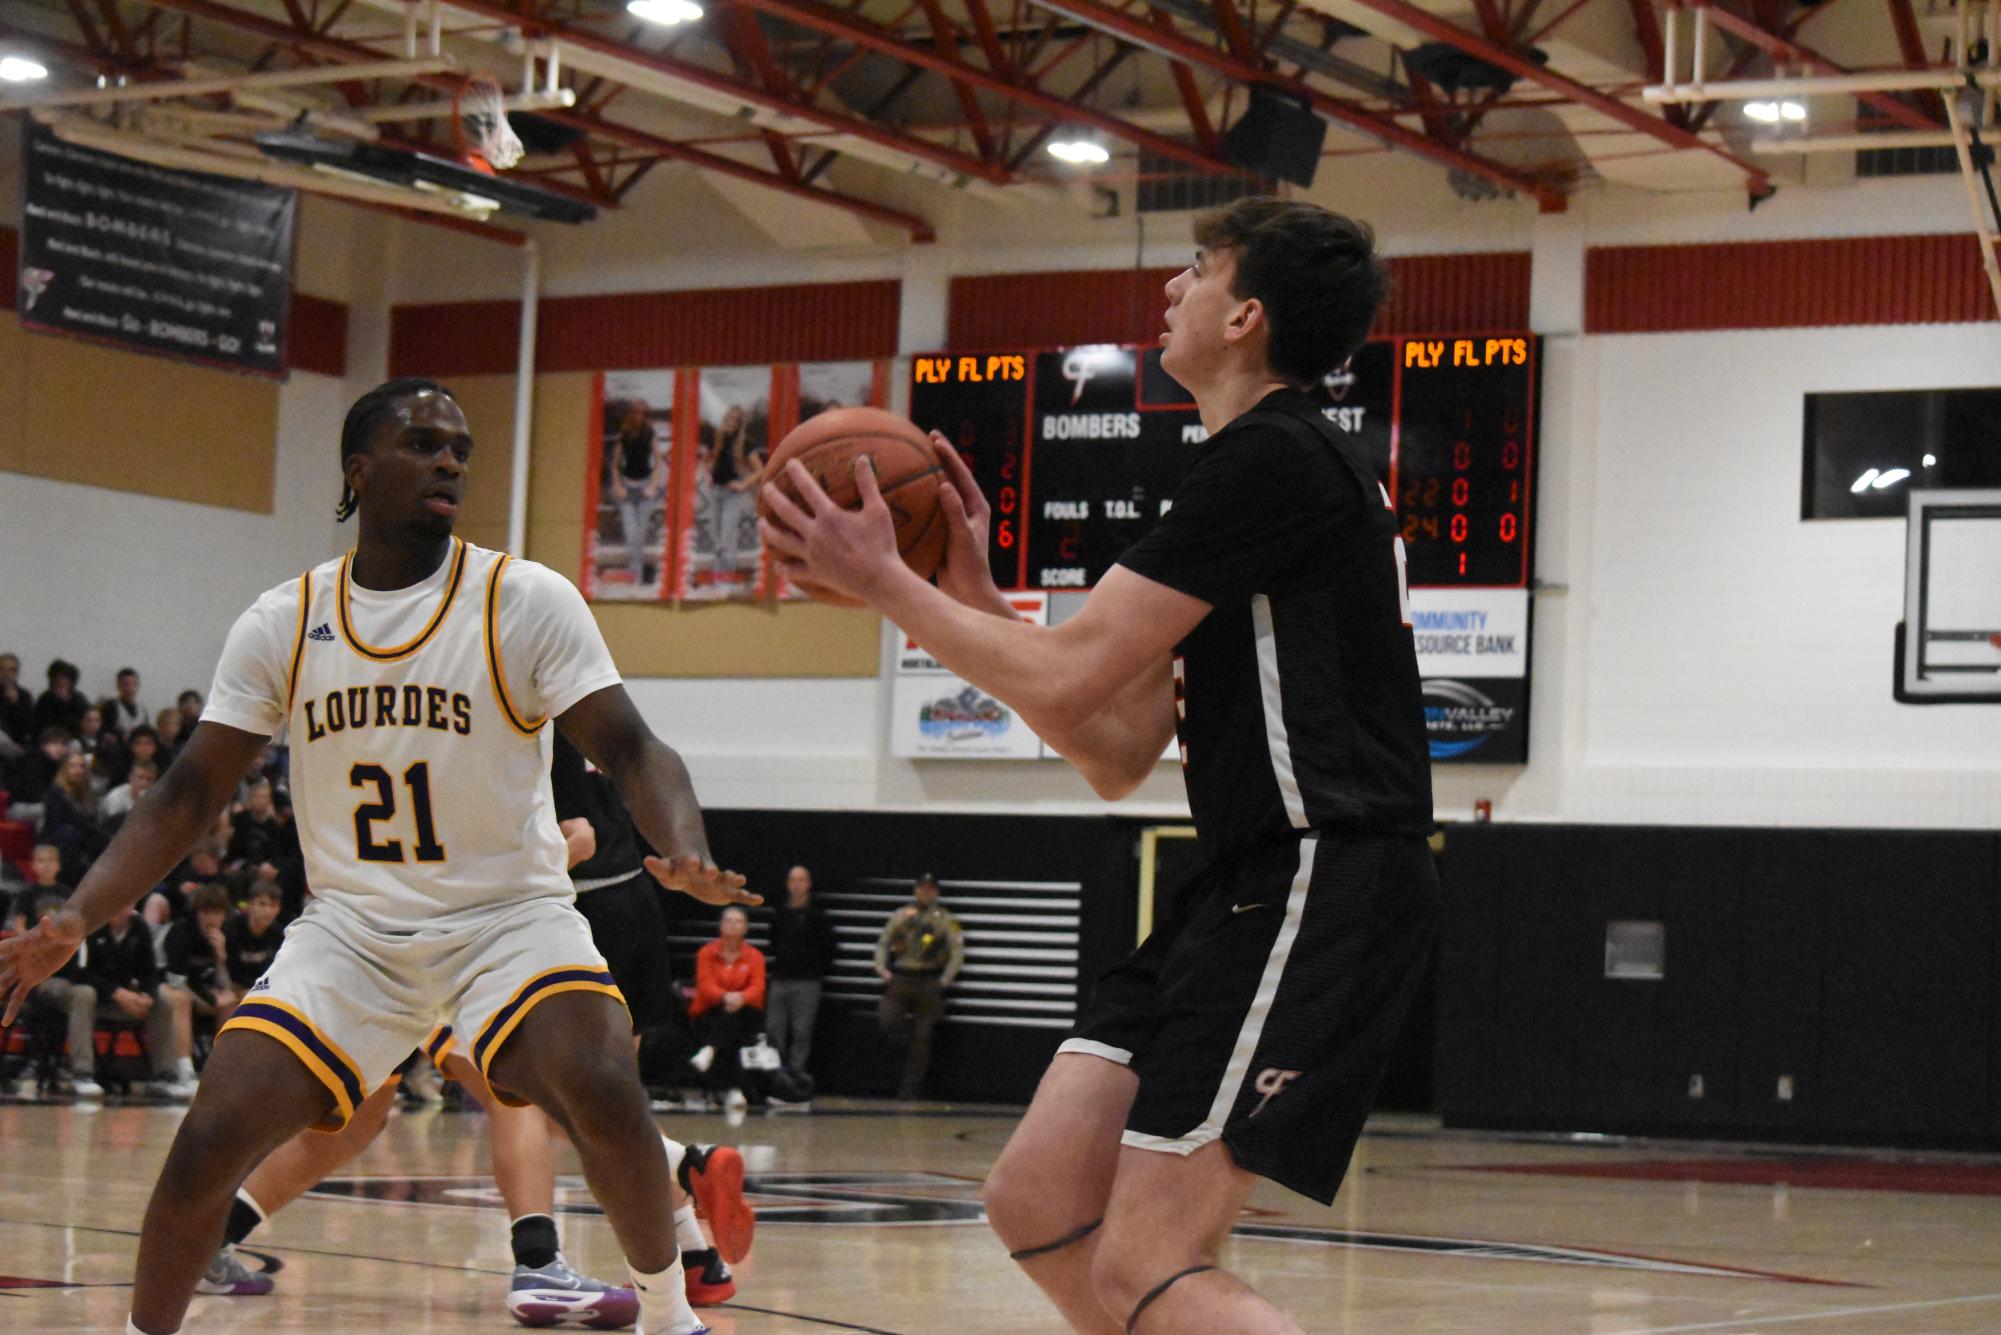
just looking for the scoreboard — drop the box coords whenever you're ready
[905,336,1540,763]
[909,337,1537,592]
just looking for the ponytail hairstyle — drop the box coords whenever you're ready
[337,377,454,522]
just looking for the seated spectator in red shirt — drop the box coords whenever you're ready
[33,659,88,741]
[99,667,148,739]
[689,906,768,1107]
[84,903,199,1099]
[223,883,285,992]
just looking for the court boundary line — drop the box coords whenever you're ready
[1610,1291,2001,1334]
[0,1217,909,1333]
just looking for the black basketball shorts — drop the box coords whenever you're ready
[1063,831,1438,1205]
[573,872,680,1033]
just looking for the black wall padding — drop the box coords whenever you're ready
[1438,823,2001,1146]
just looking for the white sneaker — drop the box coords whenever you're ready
[69,1076,104,1099]
[154,1075,199,1101]
[688,1045,715,1074]
[723,1087,748,1114]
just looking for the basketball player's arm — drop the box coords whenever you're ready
[555,685,757,908]
[765,462,1199,796]
[0,722,264,1021]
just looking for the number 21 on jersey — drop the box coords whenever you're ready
[352,761,446,863]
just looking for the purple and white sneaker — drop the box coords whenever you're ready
[506,1254,643,1330]
[196,1247,274,1296]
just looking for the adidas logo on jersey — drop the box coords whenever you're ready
[308,623,335,642]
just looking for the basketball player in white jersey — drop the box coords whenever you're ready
[0,378,756,1335]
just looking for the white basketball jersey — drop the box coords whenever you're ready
[204,538,622,933]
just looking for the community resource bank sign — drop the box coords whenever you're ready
[19,123,296,376]
[1410,587,1530,764]
[890,594,1050,759]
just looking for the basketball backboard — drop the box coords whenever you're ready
[1896,489,2001,704]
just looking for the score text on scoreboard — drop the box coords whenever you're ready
[912,354,1028,384]
[1395,338,1536,588]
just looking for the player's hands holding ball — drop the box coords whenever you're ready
[645,853,760,908]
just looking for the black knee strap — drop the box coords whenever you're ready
[1006,1216,1103,1262]
[1125,1264,1215,1333]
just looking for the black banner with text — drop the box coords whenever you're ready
[19,124,296,376]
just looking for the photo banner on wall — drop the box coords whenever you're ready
[19,122,296,377]
[582,360,890,605]
[583,371,675,601]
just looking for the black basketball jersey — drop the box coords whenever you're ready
[551,733,643,882]
[1118,388,1434,861]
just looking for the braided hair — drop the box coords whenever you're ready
[336,377,454,522]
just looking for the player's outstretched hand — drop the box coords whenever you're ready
[645,854,761,908]
[0,911,87,1026]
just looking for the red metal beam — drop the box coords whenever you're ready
[1884,0,1944,120]
[912,0,999,158]
[1341,0,1767,193]
[1468,0,1509,45]
[543,109,936,239]
[1210,0,1260,61]
[1026,0,1567,207]
[722,0,1251,177]
[120,0,939,237]
[962,0,1018,77]
[1700,2,1938,131]
[1151,9,1221,152]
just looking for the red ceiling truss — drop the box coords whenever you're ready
[2,0,1951,237]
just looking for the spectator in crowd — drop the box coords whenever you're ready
[163,882,239,1028]
[175,689,203,735]
[6,844,72,933]
[873,873,964,1100]
[689,905,768,1110]
[5,726,72,821]
[120,726,163,785]
[88,730,127,797]
[33,659,89,740]
[75,706,107,760]
[84,902,200,1099]
[766,864,836,1074]
[100,667,148,738]
[227,779,288,875]
[223,882,286,991]
[0,652,34,758]
[19,890,104,1099]
[152,708,185,765]
[40,751,103,875]
[101,761,157,831]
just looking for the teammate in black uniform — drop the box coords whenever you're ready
[761,197,1436,1334]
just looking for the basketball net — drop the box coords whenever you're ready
[452,74,524,174]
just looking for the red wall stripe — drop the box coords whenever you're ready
[1586,234,1996,332]
[0,227,15,308]
[947,251,1533,350]
[289,293,349,378]
[390,280,903,378]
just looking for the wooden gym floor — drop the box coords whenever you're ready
[4,1095,2000,1333]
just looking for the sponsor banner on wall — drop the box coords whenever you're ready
[1421,675,1528,764]
[1409,587,1529,679]
[1411,587,1530,762]
[891,594,1048,758]
[20,123,295,376]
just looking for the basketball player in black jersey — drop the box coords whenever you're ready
[762,198,1437,1333]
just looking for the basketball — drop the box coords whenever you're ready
[758,406,947,606]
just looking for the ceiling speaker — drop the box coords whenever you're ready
[1222,87,1326,188]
